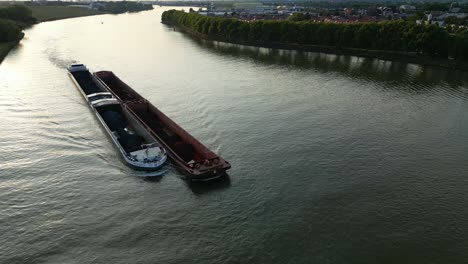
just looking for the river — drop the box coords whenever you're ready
[1,7,468,264]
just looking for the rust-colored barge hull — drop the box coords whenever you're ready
[94,71,231,180]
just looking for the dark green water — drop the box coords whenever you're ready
[1,7,468,264]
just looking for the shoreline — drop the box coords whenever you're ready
[29,5,105,23]
[0,12,103,65]
[164,22,468,72]
[34,12,105,23]
[0,40,21,63]
[0,5,153,65]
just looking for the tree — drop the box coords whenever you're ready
[0,19,23,42]
[160,10,466,61]
[0,4,35,24]
[444,16,464,25]
[406,13,424,23]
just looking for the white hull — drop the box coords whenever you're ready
[67,64,168,173]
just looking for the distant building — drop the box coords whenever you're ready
[427,13,433,22]
[343,8,354,16]
[293,6,305,12]
[233,2,273,15]
[399,5,416,13]
[276,6,291,15]
[367,7,379,16]
[379,7,394,19]
[30,0,47,5]
[357,9,368,16]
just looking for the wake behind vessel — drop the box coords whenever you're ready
[94,71,231,180]
[67,64,168,173]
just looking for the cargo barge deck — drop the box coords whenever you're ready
[67,64,168,173]
[94,71,231,180]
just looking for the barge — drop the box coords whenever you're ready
[67,64,168,173]
[94,71,231,180]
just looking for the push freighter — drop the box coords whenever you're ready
[67,64,168,173]
[94,71,231,181]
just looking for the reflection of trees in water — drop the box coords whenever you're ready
[185,35,468,90]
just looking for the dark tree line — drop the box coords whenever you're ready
[162,10,468,61]
[0,18,23,42]
[0,5,35,43]
[444,16,468,26]
[0,4,35,24]
[96,1,153,14]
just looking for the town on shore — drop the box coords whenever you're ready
[174,1,468,27]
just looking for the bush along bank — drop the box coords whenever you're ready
[161,10,468,69]
[0,5,36,63]
[96,1,153,14]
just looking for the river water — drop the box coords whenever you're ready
[1,7,468,264]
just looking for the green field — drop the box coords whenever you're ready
[30,6,104,22]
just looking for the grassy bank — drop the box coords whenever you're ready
[30,6,104,22]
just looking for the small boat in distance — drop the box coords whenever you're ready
[67,64,168,173]
[94,71,231,181]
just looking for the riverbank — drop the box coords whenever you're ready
[0,3,153,64]
[168,23,468,72]
[162,10,468,72]
[29,6,104,22]
[0,5,101,64]
[0,40,20,62]
[0,5,32,65]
